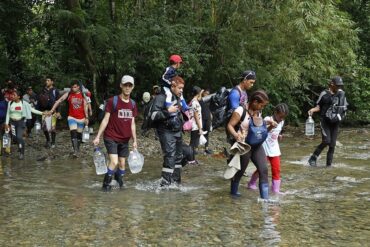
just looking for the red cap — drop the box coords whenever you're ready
[169,54,182,63]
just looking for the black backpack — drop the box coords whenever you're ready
[210,87,230,129]
[325,90,348,123]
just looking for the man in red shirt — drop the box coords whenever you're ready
[50,80,89,156]
[93,75,138,191]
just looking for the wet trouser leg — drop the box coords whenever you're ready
[250,145,269,198]
[190,130,200,152]
[326,122,339,166]
[172,135,183,183]
[10,120,25,159]
[158,129,181,185]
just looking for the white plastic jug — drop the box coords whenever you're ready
[128,150,144,174]
[35,120,41,134]
[305,116,315,136]
[82,126,90,143]
[2,131,11,149]
[93,147,107,175]
[45,116,52,132]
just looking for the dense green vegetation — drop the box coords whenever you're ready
[0,0,369,124]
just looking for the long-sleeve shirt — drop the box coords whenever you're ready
[5,100,43,124]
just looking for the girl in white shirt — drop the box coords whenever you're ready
[189,86,205,154]
[247,103,289,194]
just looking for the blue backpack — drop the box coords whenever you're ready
[110,95,136,113]
[246,117,268,146]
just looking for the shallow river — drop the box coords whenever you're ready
[0,128,369,246]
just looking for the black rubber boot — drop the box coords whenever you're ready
[44,131,51,148]
[230,180,241,197]
[51,132,56,148]
[18,144,25,160]
[160,172,173,187]
[102,173,113,191]
[114,172,124,188]
[172,168,181,185]
[308,155,317,167]
[71,138,79,156]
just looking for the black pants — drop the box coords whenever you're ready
[26,116,36,135]
[10,119,26,152]
[190,130,200,150]
[232,144,268,185]
[158,129,183,183]
[312,117,340,166]
[202,118,211,149]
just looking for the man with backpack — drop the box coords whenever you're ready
[93,75,138,191]
[50,80,89,156]
[37,77,60,148]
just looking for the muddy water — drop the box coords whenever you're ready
[0,128,369,246]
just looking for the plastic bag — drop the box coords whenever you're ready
[128,150,144,174]
[199,134,207,146]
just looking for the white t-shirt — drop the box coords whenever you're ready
[190,99,202,131]
[262,116,284,157]
[234,106,251,135]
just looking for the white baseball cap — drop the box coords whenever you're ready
[121,75,134,85]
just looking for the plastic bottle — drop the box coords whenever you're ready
[128,150,144,174]
[2,131,11,149]
[35,120,41,135]
[93,147,107,175]
[305,115,315,136]
[82,126,90,143]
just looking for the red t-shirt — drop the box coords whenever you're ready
[67,92,85,119]
[104,96,137,142]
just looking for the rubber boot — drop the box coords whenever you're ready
[114,170,125,188]
[172,167,182,185]
[51,132,56,148]
[44,131,51,148]
[77,132,82,151]
[271,179,283,194]
[308,155,317,167]
[230,180,241,197]
[18,145,24,160]
[71,138,79,156]
[259,182,269,199]
[160,172,173,187]
[247,172,259,190]
[102,173,113,191]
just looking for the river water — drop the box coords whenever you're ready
[0,128,369,246]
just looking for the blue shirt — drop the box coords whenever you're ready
[228,86,248,110]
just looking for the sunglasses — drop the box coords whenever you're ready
[244,71,256,80]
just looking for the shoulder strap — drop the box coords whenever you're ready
[113,95,118,112]
[130,99,136,110]
[235,86,242,97]
[240,108,247,122]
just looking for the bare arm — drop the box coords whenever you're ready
[227,111,246,142]
[50,92,69,113]
[131,117,137,149]
[308,105,320,116]
[194,110,203,133]
[92,112,110,145]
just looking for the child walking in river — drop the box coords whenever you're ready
[247,103,289,194]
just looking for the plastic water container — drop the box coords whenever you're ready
[2,131,11,149]
[45,116,52,131]
[128,150,144,174]
[305,116,315,136]
[35,120,41,134]
[82,126,90,143]
[93,147,107,175]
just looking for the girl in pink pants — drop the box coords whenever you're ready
[247,103,289,194]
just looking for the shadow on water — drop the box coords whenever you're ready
[0,128,369,246]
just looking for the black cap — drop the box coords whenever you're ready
[331,76,344,86]
[240,70,256,80]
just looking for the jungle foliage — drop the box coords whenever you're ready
[0,0,369,124]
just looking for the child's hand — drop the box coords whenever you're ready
[278,134,283,141]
